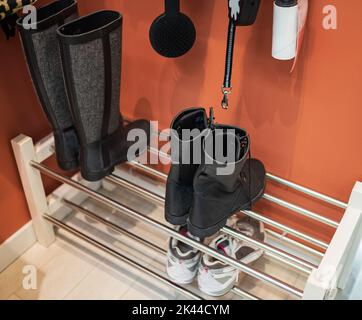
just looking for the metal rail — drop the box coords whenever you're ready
[266,173,348,210]
[44,214,202,300]
[32,161,304,298]
[125,118,348,211]
[125,160,329,250]
[222,226,317,271]
[263,194,339,228]
[107,173,317,273]
[264,229,324,259]
[241,210,329,250]
[63,199,259,300]
[127,159,339,228]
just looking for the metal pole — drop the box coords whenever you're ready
[32,161,304,298]
[242,210,329,250]
[264,229,324,259]
[266,173,348,210]
[138,148,347,228]
[125,161,329,250]
[122,120,347,210]
[108,173,316,273]
[44,214,202,300]
[223,226,317,271]
[263,194,339,228]
[63,200,259,301]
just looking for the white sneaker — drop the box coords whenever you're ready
[197,217,265,297]
[166,226,201,284]
[197,234,240,297]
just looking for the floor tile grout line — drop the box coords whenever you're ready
[118,254,168,300]
[3,242,63,300]
[61,264,100,300]
[19,238,99,300]
[6,293,22,300]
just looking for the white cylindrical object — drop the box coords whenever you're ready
[272,2,298,60]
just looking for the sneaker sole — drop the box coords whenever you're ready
[198,280,235,297]
[166,268,196,285]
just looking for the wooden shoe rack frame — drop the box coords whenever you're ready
[11,128,362,300]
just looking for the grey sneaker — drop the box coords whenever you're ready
[166,226,201,284]
[197,217,264,297]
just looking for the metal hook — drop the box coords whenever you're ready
[221,87,232,110]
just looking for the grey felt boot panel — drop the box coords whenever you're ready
[32,25,73,129]
[69,38,105,144]
[67,28,121,144]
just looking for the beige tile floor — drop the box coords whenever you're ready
[0,166,317,300]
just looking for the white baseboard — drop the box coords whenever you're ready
[0,222,36,272]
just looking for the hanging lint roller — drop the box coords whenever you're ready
[272,0,299,60]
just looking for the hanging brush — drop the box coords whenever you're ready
[149,0,196,58]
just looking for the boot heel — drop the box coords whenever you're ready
[187,217,228,239]
[165,212,189,226]
[81,166,115,182]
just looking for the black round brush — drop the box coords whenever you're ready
[149,0,196,58]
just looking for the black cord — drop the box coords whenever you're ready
[223,20,236,89]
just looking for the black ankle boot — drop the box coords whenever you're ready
[187,126,266,238]
[165,107,208,225]
[17,0,80,171]
[57,11,150,181]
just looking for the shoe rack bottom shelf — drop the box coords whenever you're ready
[47,167,311,300]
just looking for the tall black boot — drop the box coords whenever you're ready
[165,107,208,225]
[187,126,266,238]
[57,10,150,181]
[17,0,80,171]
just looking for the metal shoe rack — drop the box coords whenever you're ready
[11,131,362,300]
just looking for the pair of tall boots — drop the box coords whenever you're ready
[165,108,266,238]
[17,0,149,181]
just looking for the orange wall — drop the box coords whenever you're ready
[0,0,50,244]
[1,0,361,245]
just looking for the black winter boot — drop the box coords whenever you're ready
[57,11,150,181]
[187,126,266,238]
[165,107,209,225]
[17,0,80,171]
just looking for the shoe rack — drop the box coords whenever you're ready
[11,129,362,300]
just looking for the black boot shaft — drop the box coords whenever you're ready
[169,107,209,184]
[197,125,250,192]
[187,125,263,238]
[165,107,208,225]
[17,0,79,170]
[57,11,150,181]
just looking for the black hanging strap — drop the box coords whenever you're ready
[222,20,236,110]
